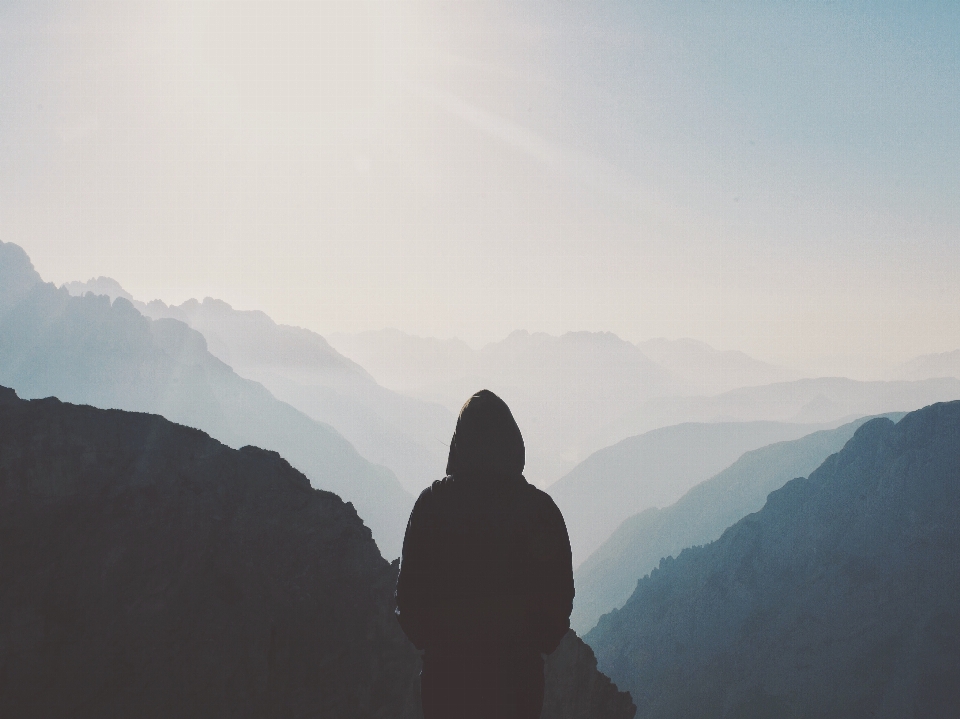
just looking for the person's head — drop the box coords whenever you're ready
[445,390,524,479]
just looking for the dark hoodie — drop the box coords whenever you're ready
[396,390,574,717]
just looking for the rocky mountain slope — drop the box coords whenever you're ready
[115,293,454,495]
[0,386,420,718]
[549,421,829,566]
[0,387,635,718]
[571,414,903,634]
[587,402,960,719]
[0,241,411,558]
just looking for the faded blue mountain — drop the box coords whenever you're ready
[0,241,411,557]
[588,402,960,718]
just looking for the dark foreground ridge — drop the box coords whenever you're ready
[587,401,960,719]
[0,387,634,719]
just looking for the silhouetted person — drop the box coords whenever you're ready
[396,390,574,719]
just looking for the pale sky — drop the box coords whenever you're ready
[3,1,959,378]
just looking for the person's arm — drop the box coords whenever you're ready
[395,487,436,650]
[529,495,575,654]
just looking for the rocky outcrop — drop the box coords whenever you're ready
[544,631,636,719]
[0,388,633,718]
[587,402,960,719]
[0,386,420,718]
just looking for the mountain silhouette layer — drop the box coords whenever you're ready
[332,329,676,486]
[636,337,796,395]
[571,414,904,634]
[331,329,960,486]
[587,402,960,719]
[0,387,634,718]
[549,421,831,566]
[0,241,411,557]
[593,375,960,449]
[893,349,960,382]
[123,292,455,495]
[0,386,420,718]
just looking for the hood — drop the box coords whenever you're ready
[445,390,525,479]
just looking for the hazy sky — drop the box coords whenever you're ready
[3,1,959,376]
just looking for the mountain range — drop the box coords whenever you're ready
[329,331,793,404]
[570,414,904,634]
[61,278,960,493]
[1,242,411,558]
[635,337,796,394]
[586,402,960,718]
[357,329,677,487]
[588,375,960,450]
[130,292,453,496]
[892,349,960,382]
[327,328,481,404]
[329,329,790,486]
[0,386,635,718]
[331,329,960,485]
[9,240,960,715]
[549,420,834,567]
[333,330,714,488]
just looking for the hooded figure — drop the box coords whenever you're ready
[396,390,574,719]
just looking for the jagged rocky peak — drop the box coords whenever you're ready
[0,241,43,314]
[62,276,134,303]
[0,386,421,718]
[0,387,634,718]
[587,401,960,719]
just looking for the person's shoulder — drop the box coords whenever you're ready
[521,481,563,515]
[522,481,550,501]
[415,476,457,504]
[409,477,454,524]
[519,482,569,547]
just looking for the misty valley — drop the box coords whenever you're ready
[1,240,959,717]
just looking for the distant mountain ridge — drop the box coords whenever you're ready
[332,329,686,485]
[549,420,834,566]
[62,276,134,303]
[472,330,676,485]
[1,241,411,557]
[110,290,456,495]
[590,375,960,449]
[328,328,480,399]
[331,329,960,486]
[0,387,635,719]
[893,349,960,382]
[571,413,905,634]
[329,331,795,404]
[636,337,796,394]
[587,402,960,718]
